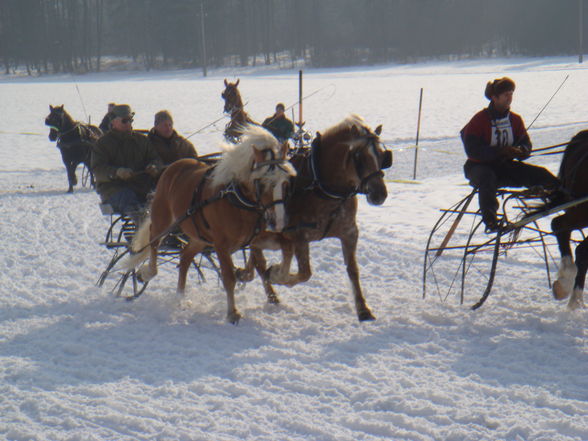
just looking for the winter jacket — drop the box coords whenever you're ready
[147,129,198,165]
[461,103,531,163]
[262,115,294,142]
[92,130,162,202]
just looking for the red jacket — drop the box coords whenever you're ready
[461,106,531,163]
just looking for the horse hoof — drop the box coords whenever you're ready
[228,312,242,325]
[235,268,254,283]
[552,281,571,301]
[267,294,280,305]
[67,188,73,194]
[358,310,376,322]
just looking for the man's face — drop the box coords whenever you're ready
[111,116,133,133]
[154,119,174,139]
[276,106,285,117]
[492,90,513,112]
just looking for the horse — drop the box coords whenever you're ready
[125,125,296,324]
[221,79,258,142]
[240,115,392,321]
[45,105,102,193]
[542,130,588,309]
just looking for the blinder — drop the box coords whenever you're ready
[382,149,392,169]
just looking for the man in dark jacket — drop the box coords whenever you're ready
[461,77,560,232]
[262,103,294,143]
[92,104,162,220]
[148,110,198,165]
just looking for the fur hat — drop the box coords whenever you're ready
[154,110,173,126]
[111,104,134,119]
[484,77,515,100]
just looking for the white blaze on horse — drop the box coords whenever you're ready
[125,125,296,324]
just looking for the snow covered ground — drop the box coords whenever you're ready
[1,57,587,440]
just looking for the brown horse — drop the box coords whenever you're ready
[242,115,392,321]
[221,79,258,142]
[543,130,588,309]
[124,125,296,324]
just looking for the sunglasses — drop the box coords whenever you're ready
[120,117,133,124]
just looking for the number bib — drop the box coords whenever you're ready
[490,115,514,147]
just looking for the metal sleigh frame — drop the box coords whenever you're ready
[423,188,588,310]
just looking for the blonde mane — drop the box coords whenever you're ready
[211,125,295,187]
[321,114,370,140]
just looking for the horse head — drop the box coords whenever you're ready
[212,125,296,232]
[45,104,75,134]
[318,115,391,205]
[221,79,243,114]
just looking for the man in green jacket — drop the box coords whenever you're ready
[91,104,162,220]
[148,110,198,165]
[262,103,294,143]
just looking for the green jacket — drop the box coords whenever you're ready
[148,129,198,165]
[262,115,294,141]
[92,130,162,202]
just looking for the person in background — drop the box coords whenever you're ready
[262,102,294,143]
[99,102,116,133]
[148,110,198,165]
[461,77,561,233]
[92,104,162,222]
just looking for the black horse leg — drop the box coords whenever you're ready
[551,215,576,300]
[570,238,588,309]
[63,157,78,193]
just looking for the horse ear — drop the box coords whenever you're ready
[235,79,240,86]
[49,104,53,111]
[375,124,382,136]
[224,79,228,86]
[58,105,64,110]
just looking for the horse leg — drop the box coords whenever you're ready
[569,238,588,309]
[216,247,241,324]
[340,229,375,322]
[177,241,205,295]
[63,155,76,193]
[267,239,297,286]
[552,214,576,300]
[250,247,280,304]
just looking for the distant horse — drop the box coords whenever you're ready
[45,105,102,193]
[542,130,588,309]
[221,79,258,142]
[242,115,392,321]
[126,125,296,324]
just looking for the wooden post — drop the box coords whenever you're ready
[412,88,423,180]
[200,0,208,77]
[580,0,584,63]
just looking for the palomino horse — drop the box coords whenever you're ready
[221,79,258,142]
[544,130,588,309]
[126,125,296,324]
[45,105,102,192]
[243,115,392,321]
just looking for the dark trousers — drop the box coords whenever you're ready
[106,187,146,224]
[464,160,559,225]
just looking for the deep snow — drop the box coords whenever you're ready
[1,57,587,441]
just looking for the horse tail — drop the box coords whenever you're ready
[120,216,152,271]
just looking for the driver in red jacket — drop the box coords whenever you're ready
[461,77,560,232]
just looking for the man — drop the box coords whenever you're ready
[262,103,294,143]
[148,110,198,165]
[99,102,116,133]
[92,104,162,221]
[461,77,560,233]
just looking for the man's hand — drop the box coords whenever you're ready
[503,146,526,160]
[116,167,134,180]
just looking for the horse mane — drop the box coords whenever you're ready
[321,114,370,144]
[212,124,295,187]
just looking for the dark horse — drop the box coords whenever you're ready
[45,105,102,193]
[543,130,588,309]
[240,115,392,321]
[221,79,258,142]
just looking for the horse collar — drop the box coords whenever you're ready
[309,137,357,200]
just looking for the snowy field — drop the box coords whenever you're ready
[1,57,588,440]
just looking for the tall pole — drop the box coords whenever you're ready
[412,88,423,180]
[580,0,584,63]
[298,70,303,129]
[200,0,208,77]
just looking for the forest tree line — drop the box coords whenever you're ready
[0,0,584,75]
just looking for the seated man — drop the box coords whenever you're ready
[262,103,294,143]
[148,110,198,165]
[91,104,162,222]
[461,77,561,233]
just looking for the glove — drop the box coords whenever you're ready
[517,145,531,160]
[145,164,161,178]
[503,146,525,160]
[116,167,134,180]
